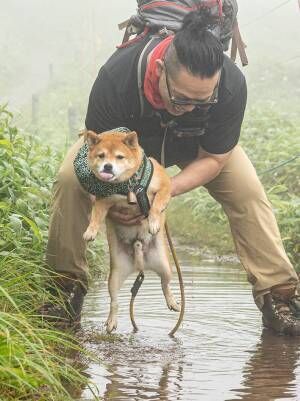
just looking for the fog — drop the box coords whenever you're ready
[1,0,299,123]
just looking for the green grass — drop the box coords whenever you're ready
[0,105,103,400]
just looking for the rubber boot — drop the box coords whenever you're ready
[38,276,87,329]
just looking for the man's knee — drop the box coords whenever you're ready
[50,164,91,210]
[233,173,267,204]
[53,163,84,196]
[54,138,84,190]
[208,168,268,208]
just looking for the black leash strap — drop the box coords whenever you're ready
[130,272,145,298]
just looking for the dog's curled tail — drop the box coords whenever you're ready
[133,240,144,272]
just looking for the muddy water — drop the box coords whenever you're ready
[78,249,300,401]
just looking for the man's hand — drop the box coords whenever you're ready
[107,206,144,226]
[90,195,144,226]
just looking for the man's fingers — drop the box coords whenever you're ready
[108,210,144,226]
[112,216,144,226]
[110,210,142,221]
[119,217,144,226]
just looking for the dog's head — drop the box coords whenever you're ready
[84,130,143,183]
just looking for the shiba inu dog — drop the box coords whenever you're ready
[80,129,180,333]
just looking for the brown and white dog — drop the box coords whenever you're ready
[82,130,180,333]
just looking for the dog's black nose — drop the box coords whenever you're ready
[103,163,113,172]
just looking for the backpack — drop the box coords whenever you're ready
[119,0,248,65]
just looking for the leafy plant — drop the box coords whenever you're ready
[0,105,101,400]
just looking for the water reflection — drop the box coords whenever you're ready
[230,330,300,401]
[102,358,184,401]
[77,252,300,401]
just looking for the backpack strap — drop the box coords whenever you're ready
[230,20,248,66]
[119,18,131,44]
[137,35,163,118]
[118,15,149,48]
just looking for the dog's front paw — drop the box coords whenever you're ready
[105,315,118,333]
[83,227,98,241]
[148,214,160,235]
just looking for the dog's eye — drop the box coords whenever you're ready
[97,153,105,159]
[116,155,125,160]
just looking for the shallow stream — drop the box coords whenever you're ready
[78,248,300,401]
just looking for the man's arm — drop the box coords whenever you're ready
[170,70,248,197]
[171,146,234,197]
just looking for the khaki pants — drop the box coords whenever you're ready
[46,139,299,309]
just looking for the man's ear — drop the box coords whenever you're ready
[84,130,101,148]
[155,59,164,78]
[123,131,138,149]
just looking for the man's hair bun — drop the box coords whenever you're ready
[181,8,219,34]
[170,9,224,78]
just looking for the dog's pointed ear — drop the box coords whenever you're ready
[123,131,138,149]
[84,130,101,148]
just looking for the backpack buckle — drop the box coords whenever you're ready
[158,26,174,38]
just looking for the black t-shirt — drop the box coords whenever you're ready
[85,35,247,167]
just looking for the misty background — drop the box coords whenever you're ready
[0,0,299,140]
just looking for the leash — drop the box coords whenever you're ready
[165,221,185,336]
[130,271,144,332]
[259,154,300,176]
[129,124,185,336]
[162,125,185,336]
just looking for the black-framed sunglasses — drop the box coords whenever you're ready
[163,59,220,108]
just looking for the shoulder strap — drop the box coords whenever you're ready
[137,35,163,118]
[230,19,248,66]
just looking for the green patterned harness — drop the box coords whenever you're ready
[73,129,154,217]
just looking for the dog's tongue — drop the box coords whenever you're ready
[99,172,114,181]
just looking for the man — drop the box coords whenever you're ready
[43,11,300,334]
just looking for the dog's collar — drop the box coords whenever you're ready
[73,138,154,217]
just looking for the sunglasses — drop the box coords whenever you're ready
[163,59,220,108]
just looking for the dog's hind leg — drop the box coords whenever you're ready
[106,247,134,333]
[106,263,119,333]
[146,235,180,312]
[158,264,180,312]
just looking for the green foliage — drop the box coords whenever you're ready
[0,309,92,401]
[0,105,61,251]
[168,108,300,270]
[0,105,100,400]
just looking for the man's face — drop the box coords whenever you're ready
[156,59,220,116]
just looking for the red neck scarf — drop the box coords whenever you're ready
[144,35,174,109]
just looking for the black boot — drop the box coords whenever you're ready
[262,293,300,336]
[38,277,87,329]
[288,294,300,318]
